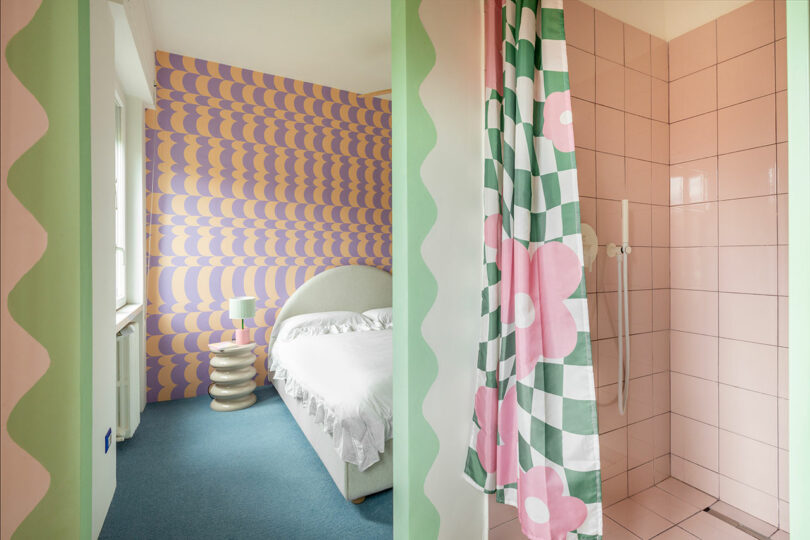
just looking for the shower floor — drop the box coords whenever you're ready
[489,477,789,539]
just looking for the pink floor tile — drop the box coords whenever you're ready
[605,498,673,539]
[631,486,702,524]
[488,494,518,529]
[656,477,718,509]
[654,527,698,539]
[489,516,523,540]
[680,511,754,540]
[605,516,641,539]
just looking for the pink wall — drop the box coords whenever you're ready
[668,0,788,529]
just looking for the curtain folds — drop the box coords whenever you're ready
[464,1,602,538]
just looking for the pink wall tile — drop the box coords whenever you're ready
[598,338,619,386]
[777,245,788,296]
[568,46,596,101]
[630,247,653,291]
[597,198,622,245]
[717,44,775,108]
[719,246,777,295]
[671,289,718,335]
[651,79,668,123]
[670,202,717,247]
[670,157,718,205]
[778,398,788,450]
[652,289,670,331]
[630,290,653,334]
[671,373,719,426]
[630,202,652,246]
[671,112,717,164]
[651,36,669,81]
[626,158,650,203]
[628,463,655,496]
[653,372,670,415]
[776,90,787,142]
[652,163,669,206]
[652,247,669,289]
[716,0,774,62]
[719,383,778,445]
[599,383,629,432]
[651,206,669,247]
[775,0,786,40]
[670,66,717,123]
[776,142,788,193]
[671,330,718,380]
[670,247,718,290]
[596,151,626,200]
[603,473,629,506]
[625,114,651,161]
[625,69,651,118]
[651,121,669,164]
[779,448,789,501]
[595,10,624,63]
[632,332,654,378]
[628,374,654,423]
[572,98,596,149]
[718,95,776,155]
[653,413,671,456]
[601,426,629,479]
[564,0,595,53]
[654,456,670,484]
[576,148,596,197]
[625,24,651,74]
[778,295,787,347]
[488,494,518,529]
[718,475,779,526]
[595,104,624,154]
[589,292,598,341]
[777,193,788,244]
[719,338,778,395]
[596,57,625,109]
[671,455,720,497]
[775,39,786,91]
[718,145,777,200]
[669,21,716,81]
[719,292,778,345]
[581,195,596,229]
[671,412,719,469]
[652,330,670,373]
[628,418,655,468]
[597,292,619,339]
[597,246,617,292]
[718,195,777,246]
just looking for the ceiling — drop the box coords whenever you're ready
[146,0,391,96]
[582,0,753,41]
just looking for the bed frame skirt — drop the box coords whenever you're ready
[271,377,393,501]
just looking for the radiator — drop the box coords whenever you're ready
[116,322,140,440]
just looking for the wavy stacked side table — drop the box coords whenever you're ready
[208,342,257,411]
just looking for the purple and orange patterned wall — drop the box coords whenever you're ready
[145,51,391,402]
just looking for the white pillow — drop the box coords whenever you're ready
[274,311,373,342]
[363,307,393,329]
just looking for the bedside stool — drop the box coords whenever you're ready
[208,342,257,411]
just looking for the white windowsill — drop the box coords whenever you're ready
[116,303,143,333]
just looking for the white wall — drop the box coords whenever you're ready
[91,0,117,536]
[419,0,488,538]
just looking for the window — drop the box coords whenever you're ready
[114,96,126,309]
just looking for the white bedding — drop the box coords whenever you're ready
[269,328,392,471]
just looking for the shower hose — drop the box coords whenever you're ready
[616,246,631,415]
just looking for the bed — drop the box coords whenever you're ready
[267,265,393,503]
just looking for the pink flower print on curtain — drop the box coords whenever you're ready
[464,1,602,539]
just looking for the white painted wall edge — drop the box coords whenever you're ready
[110,0,155,104]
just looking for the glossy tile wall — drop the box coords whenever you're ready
[668,0,788,530]
[566,0,673,510]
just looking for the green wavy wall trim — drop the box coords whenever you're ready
[6,0,91,537]
[391,0,441,537]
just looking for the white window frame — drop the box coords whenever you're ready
[114,91,127,309]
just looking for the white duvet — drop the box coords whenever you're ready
[269,328,392,471]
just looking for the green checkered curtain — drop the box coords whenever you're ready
[464,1,602,538]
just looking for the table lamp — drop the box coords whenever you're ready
[229,296,256,345]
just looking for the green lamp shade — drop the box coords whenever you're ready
[229,296,256,320]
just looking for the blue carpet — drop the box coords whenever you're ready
[100,385,392,539]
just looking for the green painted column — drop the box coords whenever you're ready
[786,1,809,537]
[5,0,93,537]
[391,0,441,537]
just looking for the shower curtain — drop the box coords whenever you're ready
[464,1,602,538]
